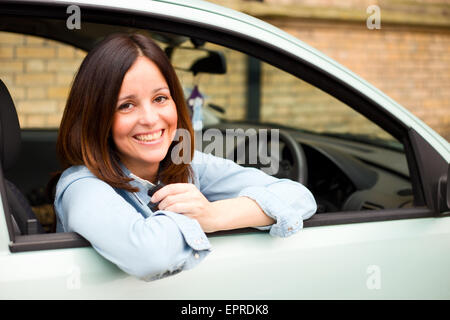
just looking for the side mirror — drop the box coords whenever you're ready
[438,164,450,214]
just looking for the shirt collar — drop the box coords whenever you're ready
[119,163,160,206]
[129,172,158,189]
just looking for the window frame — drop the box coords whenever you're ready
[0,2,440,253]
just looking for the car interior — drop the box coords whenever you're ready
[0,10,435,253]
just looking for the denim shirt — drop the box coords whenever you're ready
[54,150,316,281]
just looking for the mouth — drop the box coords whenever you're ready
[133,129,164,144]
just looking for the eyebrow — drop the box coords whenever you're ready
[118,87,169,102]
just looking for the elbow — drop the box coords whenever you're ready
[122,254,172,281]
[111,240,174,280]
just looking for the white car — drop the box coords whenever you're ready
[0,0,449,300]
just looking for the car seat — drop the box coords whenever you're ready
[0,79,44,235]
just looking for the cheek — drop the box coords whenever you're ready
[165,103,178,140]
[111,114,132,144]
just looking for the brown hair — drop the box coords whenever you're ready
[56,33,194,192]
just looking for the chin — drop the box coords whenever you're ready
[144,148,170,164]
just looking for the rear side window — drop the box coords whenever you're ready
[0,31,85,235]
[0,31,85,128]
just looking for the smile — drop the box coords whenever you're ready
[133,129,164,144]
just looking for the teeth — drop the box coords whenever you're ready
[135,130,163,141]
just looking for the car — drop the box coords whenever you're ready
[0,0,449,300]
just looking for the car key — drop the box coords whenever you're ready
[147,182,166,211]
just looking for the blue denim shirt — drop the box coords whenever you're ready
[54,150,316,281]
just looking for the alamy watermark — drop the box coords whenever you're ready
[171,128,280,176]
[366,5,381,30]
[366,265,381,290]
[66,265,81,290]
[66,5,81,30]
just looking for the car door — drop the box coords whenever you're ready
[0,0,449,299]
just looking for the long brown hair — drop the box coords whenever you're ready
[56,33,194,192]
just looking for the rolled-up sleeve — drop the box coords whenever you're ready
[55,175,211,281]
[192,151,317,237]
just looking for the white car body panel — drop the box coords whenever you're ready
[1,215,450,298]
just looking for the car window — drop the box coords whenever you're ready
[0,31,85,129]
[259,63,402,150]
[169,40,414,213]
[170,41,400,149]
[0,19,421,252]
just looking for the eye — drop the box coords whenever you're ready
[117,103,134,111]
[154,95,169,104]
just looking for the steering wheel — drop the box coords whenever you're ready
[235,129,308,185]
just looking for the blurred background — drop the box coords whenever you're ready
[0,0,448,141]
[216,0,450,140]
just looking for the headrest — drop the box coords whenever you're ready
[0,80,21,171]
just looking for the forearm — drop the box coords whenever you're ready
[210,196,275,232]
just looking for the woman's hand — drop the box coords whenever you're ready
[152,183,276,233]
[151,183,219,232]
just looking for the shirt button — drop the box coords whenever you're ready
[194,252,200,259]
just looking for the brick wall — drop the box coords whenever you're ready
[0,32,85,128]
[265,20,450,141]
[1,0,449,142]
[219,0,450,141]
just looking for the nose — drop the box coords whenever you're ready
[138,101,159,126]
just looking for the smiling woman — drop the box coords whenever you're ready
[57,33,194,189]
[52,33,316,281]
[112,56,179,184]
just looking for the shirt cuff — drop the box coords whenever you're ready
[139,210,212,281]
[153,210,211,251]
[238,186,303,237]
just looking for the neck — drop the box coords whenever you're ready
[125,162,160,184]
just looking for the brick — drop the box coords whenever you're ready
[25,36,48,45]
[16,47,55,58]
[25,59,46,72]
[9,86,25,100]
[74,49,87,58]
[0,74,13,86]
[16,100,58,115]
[26,114,47,127]
[0,47,14,58]
[17,114,27,127]
[47,114,63,127]
[47,59,82,72]
[15,73,54,86]
[47,86,70,99]
[27,87,47,99]
[57,46,75,59]
[0,32,25,44]
[56,100,67,111]
[0,61,23,72]
[56,73,75,85]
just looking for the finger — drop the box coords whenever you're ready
[164,202,194,214]
[151,183,193,203]
[158,192,194,212]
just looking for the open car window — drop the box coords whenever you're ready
[169,41,414,212]
[0,15,430,253]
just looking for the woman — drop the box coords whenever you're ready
[54,33,316,281]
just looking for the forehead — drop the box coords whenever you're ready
[124,56,164,81]
[120,56,168,93]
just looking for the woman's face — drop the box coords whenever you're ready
[112,56,178,179]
